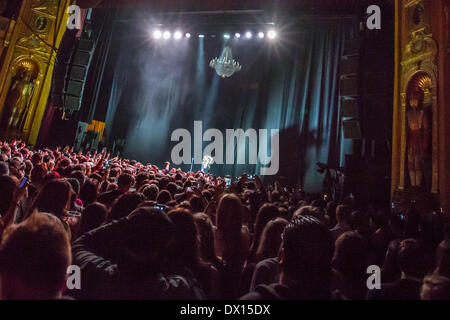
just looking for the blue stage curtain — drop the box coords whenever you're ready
[100,16,356,192]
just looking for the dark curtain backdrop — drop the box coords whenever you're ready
[100,16,356,192]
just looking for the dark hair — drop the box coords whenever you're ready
[117,173,134,190]
[156,190,172,204]
[167,208,202,270]
[0,162,9,176]
[78,202,107,236]
[79,179,98,206]
[397,239,428,278]
[108,192,145,221]
[255,217,288,262]
[216,194,244,267]
[142,184,159,201]
[332,231,368,299]
[193,213,220,268]
[120,206,175,273]
[30,179,73,219]
[336,205,351,224]
[281,215,333,298]
[189,195,204,213]
[0,212,70,298]
[248,204,279,262]
[0,175,16,216]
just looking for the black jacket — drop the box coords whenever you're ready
[70,219,204,300]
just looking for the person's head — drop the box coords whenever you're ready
[66,178,80,196]
[0,212,71,299]
[30,179,74,219]
[249,204,279,259]
[79,179,99,205]
[78,202,107,235]
[280,215,333,298]
[119,207,175,275]
[30,164,46,185]
[189,195,204,213]
[0,162,9,176]
[0,175,16,216]
[70,170,85,188]
[216,194,244,264]
[106,183,118,192]
[216,193,243,232]
[165,182,179,196]
[156,190,172,204]
[335,205,351,225]
[117,173,134,192]
[421,275,450,300]
[167,208,200,268]
[108,192,145,221]
[30,153,43,166]
[397,238,428,279]
[193,213,218,264]
[332,231,368,299]
[255,217,288,263]
[142,184,159,201]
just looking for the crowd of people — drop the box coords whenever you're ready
[0,139,449,300]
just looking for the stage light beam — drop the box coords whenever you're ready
[224,33,230,39]
[198,34,205,38]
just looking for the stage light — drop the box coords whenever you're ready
[258,32,265,39]
[185,33,191,38]
[235,33,241,38]
[245,31,252,39]
[267,30,277,39]
[198,34,205,38]
[163,31,171,39]
[224,33,230,39]
[174,31,182,40]
[153,30,162,39]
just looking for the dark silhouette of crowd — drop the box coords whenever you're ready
[0,140,449,300]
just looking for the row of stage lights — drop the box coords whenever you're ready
[152,29,277,40]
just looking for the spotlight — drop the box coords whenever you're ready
[174,31,182,40]
[235,33,241,38]
[163,31,171,39]
[224,33,230,39]
[185,33,191,38]
[267,30,277,39]
[245,31,252,39]
[198,34,205,38]
[258,32,265,39]
[153,30,162,39]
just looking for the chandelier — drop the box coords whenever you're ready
[209,46,242,78]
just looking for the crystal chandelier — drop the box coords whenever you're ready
[209,46,242,78]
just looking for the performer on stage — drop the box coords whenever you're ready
[202,155,214,174]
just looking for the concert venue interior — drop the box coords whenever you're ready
[0,0,449,302]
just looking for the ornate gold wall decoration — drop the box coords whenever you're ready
[0,0,70,143]
[392,0,443,214]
